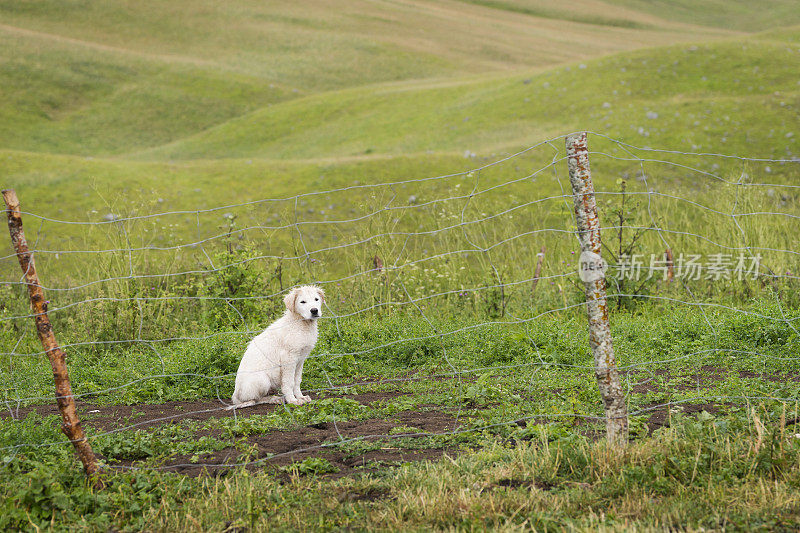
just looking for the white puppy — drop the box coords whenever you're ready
[230,285,324,408]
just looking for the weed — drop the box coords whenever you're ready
[460,372,522,407]
[282,457,339,476]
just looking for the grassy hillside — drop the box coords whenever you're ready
[136,38,800,161]
[0,0,739,157]
[461,0,800,31]
[605,0,800,31]
[0,0,734,85]
[0,1,795,305]
[1,0,798,445]
[2,31,798,292]
[0,30,296,156]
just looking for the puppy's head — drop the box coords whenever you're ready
[284,285,325,321]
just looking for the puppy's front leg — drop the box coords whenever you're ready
[281,363,302,405]
[293,358,311,403]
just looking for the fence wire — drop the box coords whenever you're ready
[1,132,798,472]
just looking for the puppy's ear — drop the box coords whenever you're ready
[316,287,325,303]
[283,288,299,313]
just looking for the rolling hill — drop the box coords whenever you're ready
[0,0,743,158]
[0,1,797,275]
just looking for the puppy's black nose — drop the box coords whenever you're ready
[310,308,319,316]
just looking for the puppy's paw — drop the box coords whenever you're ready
[284,396,304,405]
[299,394,312,403]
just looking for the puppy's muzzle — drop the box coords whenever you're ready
[310,308,320,317]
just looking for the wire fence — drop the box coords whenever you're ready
[1,131,799,475]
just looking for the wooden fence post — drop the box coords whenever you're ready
[565,133,629,445]
[2,189,102,481]
[665,248,675,284]
[531,245,546,295]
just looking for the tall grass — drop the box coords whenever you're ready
[4,406,799,531]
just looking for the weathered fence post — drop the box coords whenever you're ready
[565,133,629,445]
[2,189,102,480]
[531,245,546,296]
[665,248,675,284]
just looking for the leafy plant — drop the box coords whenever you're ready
[282,457,339,476]
[93,425,228,462]
[460,373,522,407]
[602,177,658,310]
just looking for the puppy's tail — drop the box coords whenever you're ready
[226,396,284,411]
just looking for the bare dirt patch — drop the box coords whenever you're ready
[4,389,409,432]
[122,408,462,478]
[5,366,790,476]
[622,364,797,434]
[627,365,799,396]
[4,388,464,478]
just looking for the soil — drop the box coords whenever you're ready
[3,390,411,431]
[4,365,793,477]
[157,408,462,478]
[4,389,463,478]
[626,365,800,434]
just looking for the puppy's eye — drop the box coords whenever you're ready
[314,298,319,301]
[300,300,306,304]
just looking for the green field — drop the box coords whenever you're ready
[2,1,800,531]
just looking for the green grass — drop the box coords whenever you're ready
[3,34,797,159]
[460,0,800,32]
[0,0,743,159]
[2,2,800,531]
[5,34,795,306]
[0,0,734,85]
[4,297,799,404]
[455,0,654,29]
[605,0,800,31]
[760,24,800,44]
[2,303,800,530]
[3,132,798,303]
[0,31,295,156]
[133,38,800,162]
